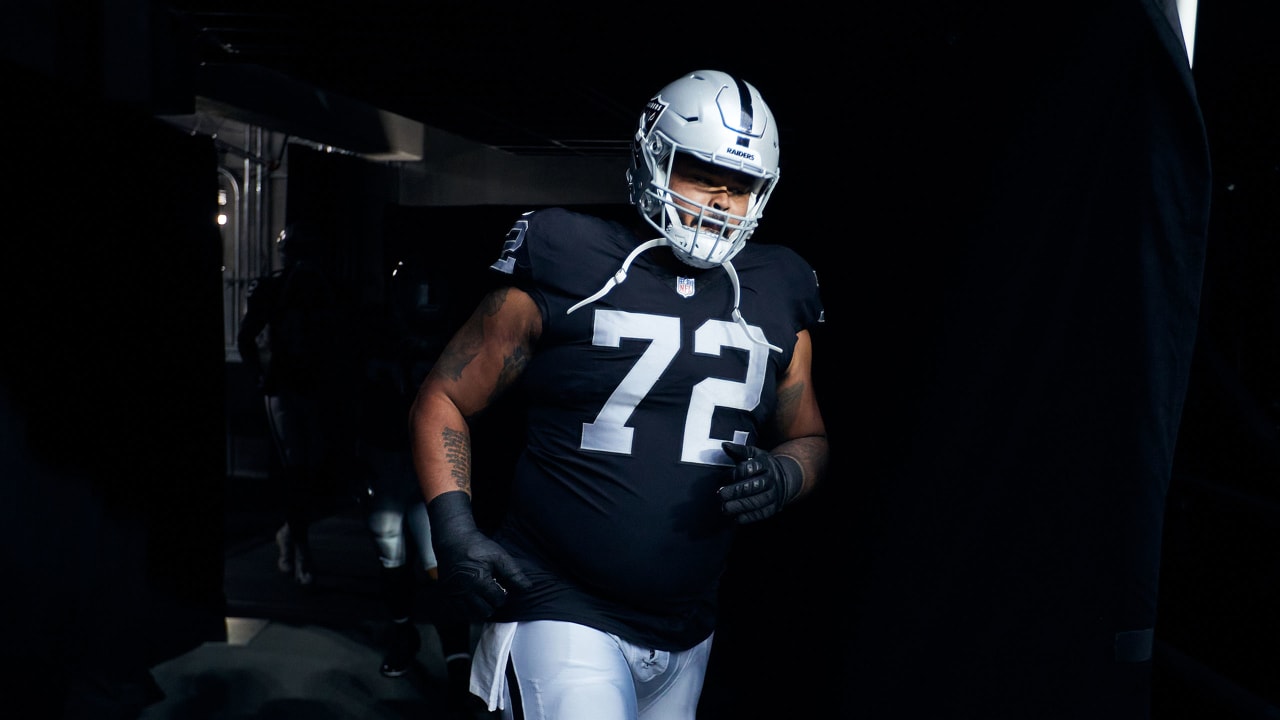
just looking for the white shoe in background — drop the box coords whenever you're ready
[275,524,294,574]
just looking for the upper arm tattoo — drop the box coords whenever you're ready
[435,287,527,383]
[435,289,509,381]
[774,379,804,426]
[491,344,531,405]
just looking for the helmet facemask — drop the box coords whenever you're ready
[633,136,777,269]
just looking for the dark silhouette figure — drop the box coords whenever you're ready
[358,255,482,706]
[237,220,343,586]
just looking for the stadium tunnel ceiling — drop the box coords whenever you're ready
[158,2,1273,172]
[160,2,708,159]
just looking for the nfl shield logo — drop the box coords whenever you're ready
[676,276,695,298]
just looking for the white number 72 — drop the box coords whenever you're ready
[579,309,768,466]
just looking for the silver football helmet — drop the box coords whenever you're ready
[627,70,781,269]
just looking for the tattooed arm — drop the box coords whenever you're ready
[410,286,542,504]
[769,328,829,501]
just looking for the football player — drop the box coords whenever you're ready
[411,69,829,720]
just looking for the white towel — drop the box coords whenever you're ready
[470,621,517,712]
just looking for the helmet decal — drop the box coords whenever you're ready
[727,77,755,133]
[642,97,668,137]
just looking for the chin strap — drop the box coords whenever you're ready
[722,261,782,353]
[567,238,666,315]
[567,237,782,354]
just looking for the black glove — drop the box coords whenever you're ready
[427,490,532,621]
[717,442,804,524]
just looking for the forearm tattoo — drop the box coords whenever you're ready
[782,436,828,479]
[441,426,471,492]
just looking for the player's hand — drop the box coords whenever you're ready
[717,442,803,524]
[427,491,532,620]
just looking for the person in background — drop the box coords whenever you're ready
[237,220,342,586]
[359,256,479,705]
[410,69,829,719]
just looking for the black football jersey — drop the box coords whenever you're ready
[486,208,823,649]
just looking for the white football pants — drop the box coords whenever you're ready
[483,620,713,720]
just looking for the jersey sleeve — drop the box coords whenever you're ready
[487,211,537,280]
[485,208,634,313]
[746,243,825,335]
